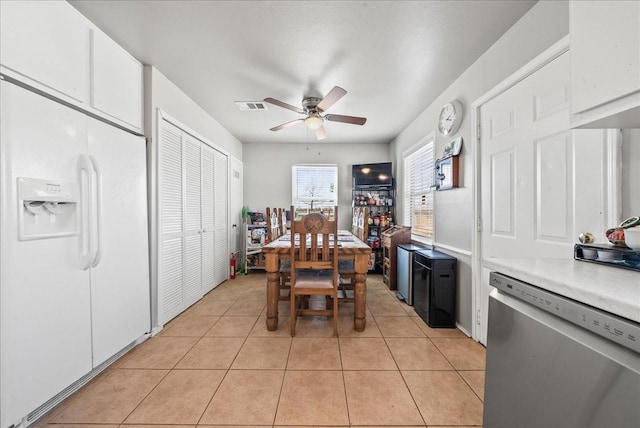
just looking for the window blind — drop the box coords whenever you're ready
[291,164,338,214]
[403,142,434,239]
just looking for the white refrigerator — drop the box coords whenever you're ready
[0,80,150,426]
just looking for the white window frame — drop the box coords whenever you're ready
[291,164,338,216]
[403,133,435,243]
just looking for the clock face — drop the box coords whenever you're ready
[438,100,462,136]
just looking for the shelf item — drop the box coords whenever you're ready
[245,223,267,271]
[435,155,459,190]
[381,226,412,290]
[574,243,640,272]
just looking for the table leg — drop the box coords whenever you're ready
[354,272,367,331]
[265,253,279,331]
[354,253,369,332]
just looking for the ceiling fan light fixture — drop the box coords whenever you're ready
[305,114,323,130]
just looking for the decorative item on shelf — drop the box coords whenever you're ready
[578,232,594,244]
[606,216,640,247]
[625,226,640,250]
[443,136,463,158]
[435,156,459,190]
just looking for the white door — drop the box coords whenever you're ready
[478,52,608,344]
[158,119,184,324]
[201,144,215,292]
[183,133,203,307]
[214,150,229,285]
[0,82,92,427]
[87,118,150,367]
[229,157,243,264]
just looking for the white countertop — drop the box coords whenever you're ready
[483,258,640,323]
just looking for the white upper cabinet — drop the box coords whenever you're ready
[91,29,143,132]
[0,0,89,103]
[570,0,640,128]
[0,0,143,134]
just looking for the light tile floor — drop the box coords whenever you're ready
[38,273,486,428]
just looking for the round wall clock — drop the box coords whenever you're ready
[438,99,463,136]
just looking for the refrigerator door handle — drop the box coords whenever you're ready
[89,155,103,268]
[77,154,93,270]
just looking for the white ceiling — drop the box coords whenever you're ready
[69,0,536,145]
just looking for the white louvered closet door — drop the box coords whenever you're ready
[158,119,184,324]
[183,133,203,308]
[213,150,228,285]
[201,145,215,292]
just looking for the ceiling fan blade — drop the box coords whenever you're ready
[324,114,367,126]
[270,118,304,131]
[263,97,305,114]
[315,125,327,140]
[316,86,347,112]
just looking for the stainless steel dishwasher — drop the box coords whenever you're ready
[484,272,640,428]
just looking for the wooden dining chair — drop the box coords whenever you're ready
[289,205,339,336]
[356,207,369,242]
[338,207,369,302]
[278,207,288,234]
[265,207,291,301]
[266,207,281,242]
[277,207,292,301]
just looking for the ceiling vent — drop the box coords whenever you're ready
[235,101,268,111]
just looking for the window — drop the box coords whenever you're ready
[403,136,434,240]
[291,164,338,216]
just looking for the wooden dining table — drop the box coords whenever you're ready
[262,230,372,332]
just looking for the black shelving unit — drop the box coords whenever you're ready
[352,185,395,271]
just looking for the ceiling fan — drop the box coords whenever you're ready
[263,86,367,140]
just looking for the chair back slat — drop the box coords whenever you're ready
[290,206,338,270]
[266,207,282,242]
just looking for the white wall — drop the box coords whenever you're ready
[243,142,389,230]
[390,0,570,333]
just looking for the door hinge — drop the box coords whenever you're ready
[476,124,481,140]
[476,309,481,325]
[477,217,482,232]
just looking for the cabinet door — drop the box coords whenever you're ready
[0,0,88,103]
[91,28,143,132]
[87,119,150,367]
[184,134,203,307]
[570,1,640,114]
[201,145,215,292]
[158,120,184,325]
